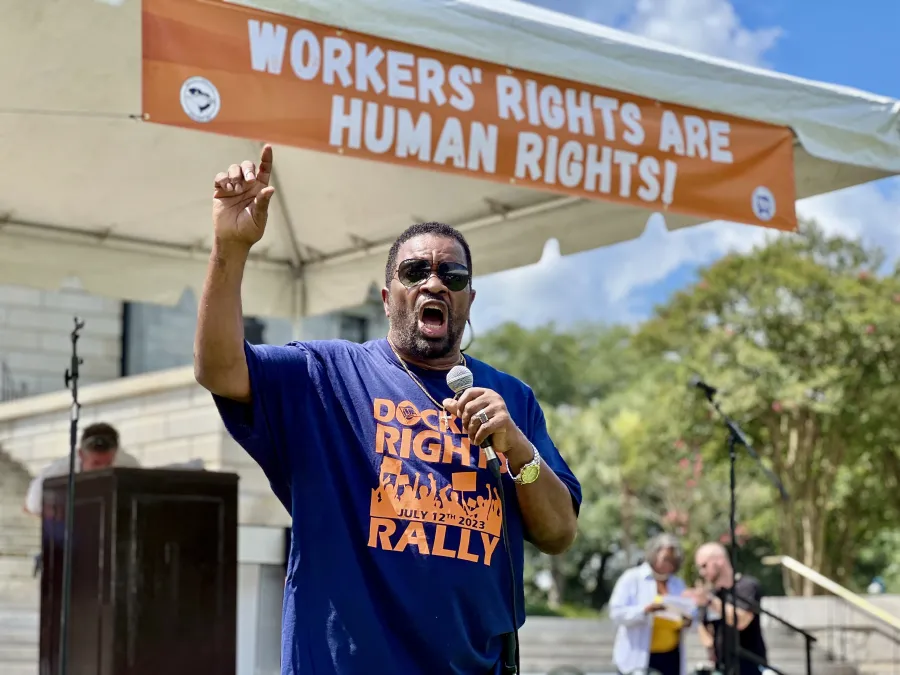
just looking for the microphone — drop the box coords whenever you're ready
[446,365,500,470]
[688,375,718,400]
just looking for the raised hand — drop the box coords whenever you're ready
[212,144,276,247]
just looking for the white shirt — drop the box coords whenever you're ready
[24,451,142,515]
[608,562,692,675]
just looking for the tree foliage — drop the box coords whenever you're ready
[469,322,639,407]
[473,222,900,607]
[634,223,900,593]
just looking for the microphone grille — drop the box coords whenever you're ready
[446,365,473,394]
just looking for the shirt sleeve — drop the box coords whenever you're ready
[211,341,316,510]
[734,577,763,613]
[608,569,648,626]
[24,459,67,515]
[116,452,142,468]
[527,391,583,516]
[24,472,45,515]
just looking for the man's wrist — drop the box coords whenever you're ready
[505,428,535,474]
[212,238,252,263]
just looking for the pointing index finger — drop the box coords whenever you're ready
[256,144,274,186]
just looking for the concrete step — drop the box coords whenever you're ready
[0,532,41,560]
[0,581,40,605]
[0,643,38,663]
[517,618,840,675]
[520,635,826,651]
[0,663,37,675]
[0,607,39,631]
[0,556,38,577]
[0,555,41,606]
[0,606,39,675]
[858,664,900,675]
[0,624,39,643]
[520,659,831,675]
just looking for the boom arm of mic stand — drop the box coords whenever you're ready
[703,391,790,502]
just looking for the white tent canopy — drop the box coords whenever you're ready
[2,0,898,319]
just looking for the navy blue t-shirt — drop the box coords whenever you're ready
[214,338,582,675]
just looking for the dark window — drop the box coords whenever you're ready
[0,361,29,402]
[339,315,368,344]
[244,317,266,345]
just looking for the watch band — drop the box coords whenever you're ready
[507,442,541,484]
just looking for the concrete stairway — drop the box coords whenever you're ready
[518,616,840,675]
[0,447,41,675]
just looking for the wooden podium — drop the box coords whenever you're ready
[39,467,239,675]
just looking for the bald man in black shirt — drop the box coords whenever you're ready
[685,543,768,675]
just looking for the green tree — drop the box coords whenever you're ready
[634,222,900,594]
[535,403,625,612]
[475,322,777,607]
[469,322,639,406]
[471,324,644,611]
[580,365,779,586]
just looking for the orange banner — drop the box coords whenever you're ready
[142,0,797,229]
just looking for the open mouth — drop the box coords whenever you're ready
[417,301,448,338]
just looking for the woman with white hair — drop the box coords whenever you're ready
[608,533,693,675]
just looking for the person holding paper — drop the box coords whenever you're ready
[609,533,694,675]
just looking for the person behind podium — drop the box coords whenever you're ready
[608,533,693,675]
[24,422,141,516]
[194,146,582,675]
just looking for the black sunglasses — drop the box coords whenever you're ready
[396,259,471,292]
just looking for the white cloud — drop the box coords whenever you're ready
[525,0,782,65]
[796,179,900,256]
[471,178,900,330]
[623,0,782,66]
[468,0,899,331]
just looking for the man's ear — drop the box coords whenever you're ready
[381,287,390,317]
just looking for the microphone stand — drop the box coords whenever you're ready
[700,385,788,675]
[58,317,85,675]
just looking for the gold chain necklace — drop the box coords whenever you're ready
[387,337,464,430]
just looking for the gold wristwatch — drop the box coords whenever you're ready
[507,442,541,485]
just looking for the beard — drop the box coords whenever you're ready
[389,296,467,362]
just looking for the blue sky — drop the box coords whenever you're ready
[470,0,900,329]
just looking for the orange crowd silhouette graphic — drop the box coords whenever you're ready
[367,398,507,566]
[371,457,503,537]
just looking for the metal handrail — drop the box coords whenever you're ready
[801,622,900,645]
[763,555,900,633]
[717,586,816,675]
[754,600,818,642]
[764,554,900,674]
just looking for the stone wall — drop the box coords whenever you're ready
[0,281,385,400]
[0,284,122,399]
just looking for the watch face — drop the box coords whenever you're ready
[521,463,541,484]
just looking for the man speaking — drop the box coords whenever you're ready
[194,146,581,675]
